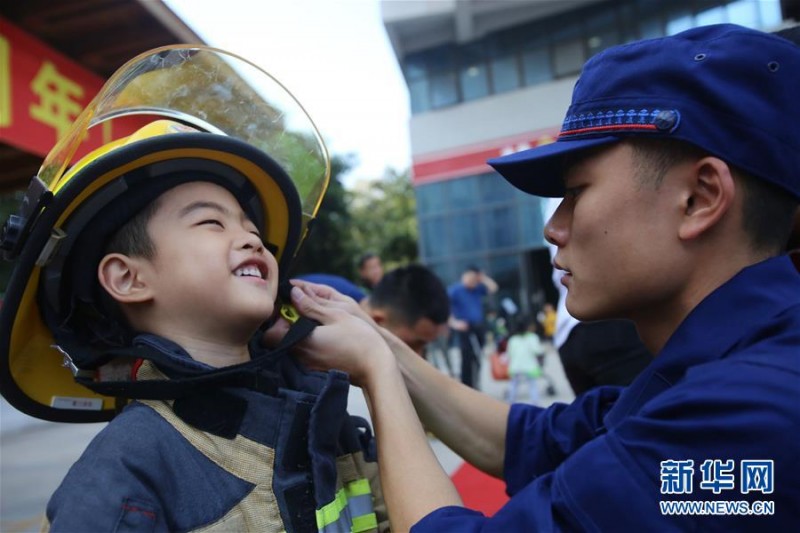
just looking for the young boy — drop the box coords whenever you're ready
[281,24,800,530]
[0,46,386,532]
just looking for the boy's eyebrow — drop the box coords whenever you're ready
[178,201,231,218]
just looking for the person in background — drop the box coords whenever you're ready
[298,265,449,356]
[505,315,543,405]
[357,252,384,292]
[363,265,450,356]
[537,302,557,342]
[447,265,498,388]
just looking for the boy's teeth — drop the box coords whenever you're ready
[235,266,262,278]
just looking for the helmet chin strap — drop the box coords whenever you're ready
[55,315,318,401]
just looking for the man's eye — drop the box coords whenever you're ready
[200,219,224,227]
[565,186,584,199]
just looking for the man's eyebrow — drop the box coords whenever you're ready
[178,201,231,218]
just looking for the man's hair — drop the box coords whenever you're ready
[628,138,797,254]
[369,265,449,326]
[464,264,481,274]
[357,252,378,269]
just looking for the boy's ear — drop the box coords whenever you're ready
[678,156,736,241]
[97,254,154,304]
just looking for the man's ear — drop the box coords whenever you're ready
[97,253,154,304]
[678,156,736,241]
[369,306,388,326]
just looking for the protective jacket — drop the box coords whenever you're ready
[415,255,800,531]
[44,334,387,532]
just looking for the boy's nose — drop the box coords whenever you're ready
[240,230,265,253]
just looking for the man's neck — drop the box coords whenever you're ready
[634,248,774,355]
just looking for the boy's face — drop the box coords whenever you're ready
[139,181,278,342]
[545,143,691,323]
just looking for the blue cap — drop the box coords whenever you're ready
[488,24,800,199]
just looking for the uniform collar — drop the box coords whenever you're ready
[604,255,800,428]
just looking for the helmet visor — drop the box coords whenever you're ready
[38,45,330,233]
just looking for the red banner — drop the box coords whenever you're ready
[0,16,120,158]
[412,129,559,185]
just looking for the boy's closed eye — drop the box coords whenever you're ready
[199,219,225,228]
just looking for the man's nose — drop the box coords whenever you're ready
[544,201,569,247]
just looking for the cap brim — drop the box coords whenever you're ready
[488,136,619,197]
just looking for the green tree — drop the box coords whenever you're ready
[290,154,359,278]
[350,168,418,270]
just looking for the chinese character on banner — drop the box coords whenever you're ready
[741,460,774,494]
[660,460,694,495]
[0,34,10,127]
[29,61,84,139]
[699,459,735,494]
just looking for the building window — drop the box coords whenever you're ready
[400,0,786,113]
[552,26,585,78]
[459,43,489,101]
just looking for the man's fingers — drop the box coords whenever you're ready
[290,285,336,323]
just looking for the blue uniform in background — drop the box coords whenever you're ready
[448,282,490,389]
[415,255,800,531]
[296,274,366,302]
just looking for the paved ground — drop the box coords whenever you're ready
[0,342,573,532]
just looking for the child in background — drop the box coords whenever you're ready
[505,316,544,404]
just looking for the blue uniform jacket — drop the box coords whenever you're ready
[415,255,800,531]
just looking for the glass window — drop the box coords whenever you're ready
[427,261,459,287]
[403,53,427,80]
[520,198,546,248]
[408,78,430,114]
[426,45,456,72]
[585,11,620,58]
[522,43,552,85]
[727,0,760,27]
[480,172,515,204]
[450,212,483,253]
[666,7,693,36]
[639,16,664,39]
[552,26,585,78]
[448,175,482,210]
[757,0,782,28]
[459,43,489,101]
[415,181,448,215]
[460,65,489,101]
[696,6,728,26]
[491,56,521,93]
[420,216,450,259]
[489,254,521,307]
[618,4,639,43]
[485,206,518,249]
[430,72,458,109]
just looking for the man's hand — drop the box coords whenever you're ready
[264,283,394,387]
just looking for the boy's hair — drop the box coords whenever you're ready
[628,138,798,255]
[91,196,164,339]
[103,196,162,259]
[369,265,449,327]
